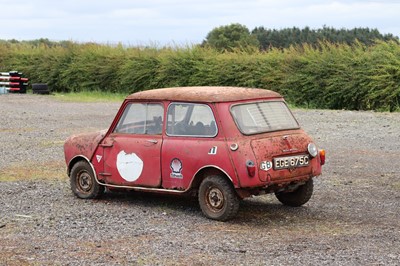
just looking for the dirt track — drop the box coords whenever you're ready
[0,94,399,265]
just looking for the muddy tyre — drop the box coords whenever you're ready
[198,175,239,221]
[70,161,104,199]
[275,179,313,207]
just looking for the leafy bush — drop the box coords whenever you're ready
[0,39,399,111]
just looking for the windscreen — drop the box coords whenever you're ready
[231,101,299,134]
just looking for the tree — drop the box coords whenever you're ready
[203,23,259,52]
[251,25,399,50]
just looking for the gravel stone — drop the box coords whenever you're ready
[0,94,399,265]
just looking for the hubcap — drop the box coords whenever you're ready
[207,187,224,210]
[77,171,92,192]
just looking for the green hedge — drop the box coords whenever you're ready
[1,40,399,111]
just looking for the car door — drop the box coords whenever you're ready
[161,102,222,190]
[101,102,164,187]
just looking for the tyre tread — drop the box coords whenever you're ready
[70,161,104,199]
[275,179,314,207]
[198,175,239,221]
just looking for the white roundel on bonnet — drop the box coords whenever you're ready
[116,150,143,182]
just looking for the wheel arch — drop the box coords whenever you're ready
[67,155,93,176]
[190,165,235,191]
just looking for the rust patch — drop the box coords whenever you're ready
[126,86,282,103]
[64,130,107,164]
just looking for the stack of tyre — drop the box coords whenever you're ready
[32,83,50,94]
[0,71,28,94]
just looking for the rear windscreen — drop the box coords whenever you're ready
[231,101,299,135]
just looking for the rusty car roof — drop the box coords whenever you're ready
[126,87,282,103]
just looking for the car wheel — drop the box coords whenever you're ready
[275,178,313,207]
[70,161,104,199]
[198,175,239,221]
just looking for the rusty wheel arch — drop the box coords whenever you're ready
[190,166,235,191]
[67,155,92,176]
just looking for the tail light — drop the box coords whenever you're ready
[246,160,256,177]
[319,149,326,165]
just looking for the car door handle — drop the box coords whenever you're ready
[146,139,158,144]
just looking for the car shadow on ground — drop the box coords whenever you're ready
[93,190,320,225]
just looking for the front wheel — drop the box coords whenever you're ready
[70,161,104,199]
[198,175,239,221]
[275,178,313,207]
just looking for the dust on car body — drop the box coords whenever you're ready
[64,86,325,221]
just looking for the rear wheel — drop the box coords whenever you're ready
[198,175,239,221]
[70,161,104,199]
[275,179,313,207]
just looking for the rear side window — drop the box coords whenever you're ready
[167,103,217,137]
[114,103,164,135]
[231,101,299,135]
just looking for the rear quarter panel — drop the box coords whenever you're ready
[216,100,322,189]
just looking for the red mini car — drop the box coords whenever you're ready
[64,87,325,221]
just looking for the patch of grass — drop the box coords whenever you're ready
[0,161,66,182]
[391,181,400,190]
[39,140,66,148]
[53,91,126,103]
[0,128,36,133]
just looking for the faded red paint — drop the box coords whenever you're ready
[126,86,281,102]
[64,130,106,166]
[64,86,324,199]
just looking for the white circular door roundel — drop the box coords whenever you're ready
[116,150,143,182]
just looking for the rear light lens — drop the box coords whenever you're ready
[319,149,326,165]
[246,160,256,177]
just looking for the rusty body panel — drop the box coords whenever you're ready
[64,130,106,167]
[64,86,325,221]
[216,101,322,190]
[126,87,282,102]
[251,132,322,184]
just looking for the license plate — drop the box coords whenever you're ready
[274,155,309,170]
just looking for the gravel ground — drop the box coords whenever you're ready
[0,94,399,266]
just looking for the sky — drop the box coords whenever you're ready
[0,0,399,45]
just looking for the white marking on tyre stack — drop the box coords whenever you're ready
[116,151,143,182]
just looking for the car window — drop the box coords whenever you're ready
[231,101,299,134]
[114,103,164,135]
[167,103,217,137]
